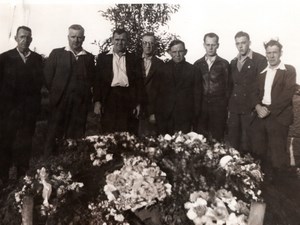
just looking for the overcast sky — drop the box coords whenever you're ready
[1,0,300,83]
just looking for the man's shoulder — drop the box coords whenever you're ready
[193,56,206,65]
[252,51,266,61]
[216,55,229,65]
[152,56,164,64]
[0,48,17,57]
[284,64,296,73]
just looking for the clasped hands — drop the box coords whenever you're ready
[255,104,271,119]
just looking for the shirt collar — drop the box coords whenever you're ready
[237,49,253,61]
[107,47,126,56]
[205,55,217,62]
[142,53,153,60]
[16,47,31,58]
[261,61,286,74]
[65,46,87,56]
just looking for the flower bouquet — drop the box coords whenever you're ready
[90,155,172,224]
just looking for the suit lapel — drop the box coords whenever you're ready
[272,69,284,90]
[144,57,157,85]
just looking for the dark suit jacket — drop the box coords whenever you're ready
[155,60,201,123]
[255,64,296,126]
[93,51,143,110]
[0,48,43,117]
[44,48,95,106]
[229,52,267,114]
[141,56,164,117]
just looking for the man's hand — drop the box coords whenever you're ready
[149,114,156,124]
[133,104,141,119]
[94,101,102,115]
[255,104,270,118]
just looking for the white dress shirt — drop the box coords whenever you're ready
[261,61,286,105]
[107,48,129,87]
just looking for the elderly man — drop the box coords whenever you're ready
[0,26,43,182]
[194,33,230,142]
[138,32,164,137]
[228,31,267,153]
[93,28,143,134]
[44,24,95,156]
[250,39,296,177]
[155,39,201,135]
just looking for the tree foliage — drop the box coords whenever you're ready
[97,4,180,57]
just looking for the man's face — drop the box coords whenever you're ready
[142,35,155,56]
[203,36,219,57]
[266,45,282,67]
[169,43,187,63]
[68,28,85,52]
[112,33,127,53]
[235,36,251,56]
[15,28,32,52]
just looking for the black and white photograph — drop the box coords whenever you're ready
[0,0,300,224]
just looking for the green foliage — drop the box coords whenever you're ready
[97,4,180,57]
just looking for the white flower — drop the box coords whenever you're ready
[106,154,113,161]
[219,155,233,168]
[164,134,172,141]
[114,213,125,222]
[186,208,198,220]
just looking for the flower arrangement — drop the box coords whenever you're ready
[185,189,249,225]
[14,166,83,217]
[103,156,171,211]
[3,131,264,225]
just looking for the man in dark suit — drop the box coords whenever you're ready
[0,26,43,182]
[44,24,95,156]
[138,32,164,137]
[93,28,143,134]
[155,39,201,135]
[228,31,267,153]
[194,33,230,142]
[250,39,296,174]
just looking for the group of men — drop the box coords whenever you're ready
[0,24,297,184]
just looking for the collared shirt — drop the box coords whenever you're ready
[142,53,152,77]
[237,50,253,71]
[107,48,129,87]
[205,55,216,71]
[65,46,87,60]
[17,47,31,63]
[261,61,286,105]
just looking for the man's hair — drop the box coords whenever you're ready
[264,39,283,52]
[168,39,186,51]
[69,24,85,34]
[16,26,31,35]
[203,32,219,43]
[113,28,128,38]
[234,31,250,41]
[142,32,156,42]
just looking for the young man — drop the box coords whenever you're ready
[228,31,267,153]
[44,24,95,156]
[93,28,143,134]
[250,39,296,176]
[0,26,43,182]
[194,33,230,142]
